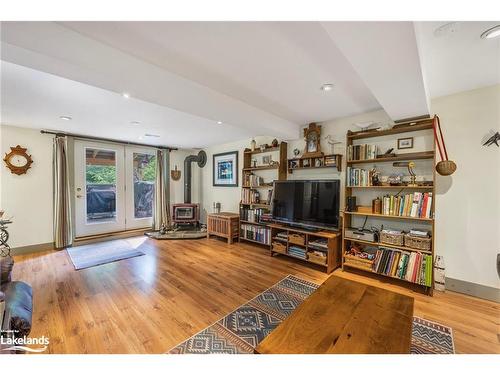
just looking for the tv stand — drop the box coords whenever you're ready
[269,223,341,273]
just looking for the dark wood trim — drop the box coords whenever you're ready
[40,130,176,150]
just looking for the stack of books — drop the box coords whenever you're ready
[240,207,267,223]
[372,248,432,286]
[243,173,264,187]
[347,144,377,161]
[241,189,259,204]
[276,232,288,241]
[308,238,328,251]
[324,156,337,166]
[346,167,376,186]
[381,192,433,218]
[240,224,270,245]
[288,246,307,260]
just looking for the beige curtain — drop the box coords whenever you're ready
[153,149,171,231]
[53,136,73,248]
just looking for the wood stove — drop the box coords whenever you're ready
[172,203,199,224]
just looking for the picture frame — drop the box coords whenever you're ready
[213,151,238,187]
[397,137,414,149]
[262,155,272,165]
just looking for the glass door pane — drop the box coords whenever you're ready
[85,148,117,224]
[133,153,156,219]
[125,147,156,230]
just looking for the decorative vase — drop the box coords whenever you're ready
[250,139,256,151]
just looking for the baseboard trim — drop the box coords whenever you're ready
[446,277,500,302]
[73,228,149,246]
[10,242,54,255]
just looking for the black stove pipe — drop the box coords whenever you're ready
[184,150,207,203]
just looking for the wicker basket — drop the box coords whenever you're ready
[343,255,374,272]
[404,234,432,251]
[380,231,404,246]
[308,252,327,266]
[272,242,287,254]
[436,160,457,176]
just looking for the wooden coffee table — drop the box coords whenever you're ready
[255,276,414,354]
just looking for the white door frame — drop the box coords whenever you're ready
[74,140,126,237]
[125,146,156,230]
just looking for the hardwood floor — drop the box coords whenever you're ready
[12,236,500,354]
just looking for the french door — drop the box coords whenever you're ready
[74,140,156,237]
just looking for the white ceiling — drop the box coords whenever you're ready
[416,21,500,98]
[0,61,250,148]
[1,21,499,148]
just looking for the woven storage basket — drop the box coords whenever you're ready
[404,234,431,251]
[343,255,373,271]
[380,231,404,246]
[308,252,327,266]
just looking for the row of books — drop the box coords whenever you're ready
[347,144,378,161]
[372,248,432,286]
[346,166,376,187]
[243,173,264,187]
[324,156,338,166]
[240,207,268,223]
[381,192,432,218]
[288,246,307,260]
[240,224,270,245]
[241,189,260,204]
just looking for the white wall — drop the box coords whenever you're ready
[431,85,500,289]
[0,125,202,249]
[0,125,54,248]
[200,136,279,222]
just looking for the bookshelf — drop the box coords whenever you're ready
[342,117,436,296]
[287,154,342,173]
[239,142,287,246]
[269,223,341,273]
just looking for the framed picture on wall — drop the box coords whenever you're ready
[213,151,238,187]
[397,137,414,149]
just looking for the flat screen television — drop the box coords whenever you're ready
[271,179,340,230]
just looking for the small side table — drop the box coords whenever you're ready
[207,212,240,244]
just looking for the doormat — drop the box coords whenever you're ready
[167,275,455,354]
[66,239,145,270]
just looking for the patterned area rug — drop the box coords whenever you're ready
[168,275,455,354]
[411,317,455,354]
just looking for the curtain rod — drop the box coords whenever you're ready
[40,130,177,151]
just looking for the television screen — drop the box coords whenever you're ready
[272,180,340,230]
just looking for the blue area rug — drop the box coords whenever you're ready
[67,239,145,270]
[168,275,455,354]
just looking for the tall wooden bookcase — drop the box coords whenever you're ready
[239,142,287,246]
[342,118,436,295]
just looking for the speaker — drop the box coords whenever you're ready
[346,196,357,212]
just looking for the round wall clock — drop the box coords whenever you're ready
[3,145,34,175]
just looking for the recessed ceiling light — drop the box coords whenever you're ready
[321,83,334,91]
[217,121,223,125]
[130,121,141,125]
[434,22,459,38]
[144,133,160,138]
[481,25,500,39]
[122,92,130,99]
[59,116,72,121]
